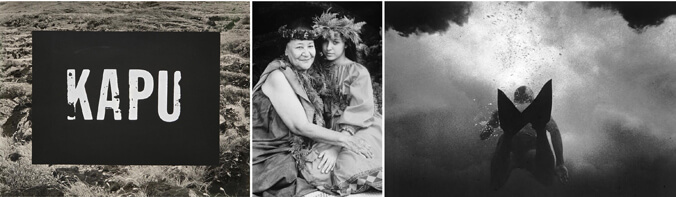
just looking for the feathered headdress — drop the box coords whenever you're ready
[278,25,319,40]
[313,9,366,45]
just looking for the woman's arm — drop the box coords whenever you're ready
[262,70,372,158]
[546,118,564,166]
[547,118,569,183]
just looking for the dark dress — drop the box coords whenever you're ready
[251,60,320,197]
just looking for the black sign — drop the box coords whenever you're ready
[32,32,219,165]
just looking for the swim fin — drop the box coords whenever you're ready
[497,89,525,137]
[497,79,552,135]
[522,79,552,129]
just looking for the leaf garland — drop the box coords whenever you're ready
[313,9,366,45]
[277,25,319,40]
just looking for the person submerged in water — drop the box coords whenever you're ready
[481,85,569,190]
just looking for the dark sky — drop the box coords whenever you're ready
[584,2,676,32]
[385,2,472,36]
[386,2,676,196]
[386,2,676,36]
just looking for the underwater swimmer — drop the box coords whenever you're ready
[482,83,569,190]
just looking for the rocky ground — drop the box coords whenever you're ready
[0,2,250,196]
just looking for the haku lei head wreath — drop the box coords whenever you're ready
[313,9,366,45]
[278,25,319,40]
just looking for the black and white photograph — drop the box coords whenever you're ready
[0,2,249,196]
[252,2,383,197]
[386,2,676,196]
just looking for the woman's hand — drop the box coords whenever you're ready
[555,164,569,184]
[480,125,494,140]
[339,135,373,159]
[318,146,340,174]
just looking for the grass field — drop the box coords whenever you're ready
[0,2,250,196]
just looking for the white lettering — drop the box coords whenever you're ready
[96,69,121,120]
[67,69,93,120]
[128,69,154,120]
[158,71,181,122]
[67,69,182,121]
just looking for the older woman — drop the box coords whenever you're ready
[299,11,383,196]
[252,20,373,197]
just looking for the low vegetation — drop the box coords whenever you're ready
[0,2,250,196]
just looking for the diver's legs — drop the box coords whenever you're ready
[533,129,555,186]
[490,135,515,190]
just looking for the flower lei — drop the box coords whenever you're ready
[280,57,327,170]
[278,25,319,40]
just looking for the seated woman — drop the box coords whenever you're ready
[252,19,373,197]
[299,10,383,196]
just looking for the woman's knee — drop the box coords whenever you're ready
[301,160,333,186]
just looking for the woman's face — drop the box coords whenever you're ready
[322,36,346,61]
[285,39,316,70]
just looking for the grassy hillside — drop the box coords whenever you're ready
[0,2,250,196]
